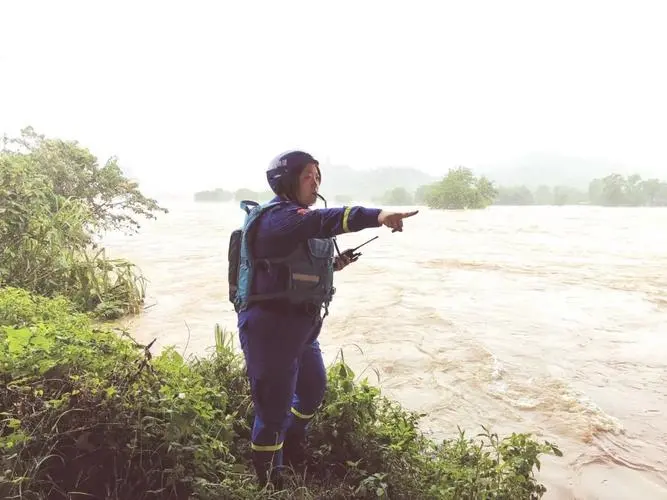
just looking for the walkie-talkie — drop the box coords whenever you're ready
[341,235,379,262]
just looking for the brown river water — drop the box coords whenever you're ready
[103,201,667,499]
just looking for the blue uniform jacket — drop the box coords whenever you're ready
[238,196,382,378]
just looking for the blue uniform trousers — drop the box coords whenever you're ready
[238,304,326,482]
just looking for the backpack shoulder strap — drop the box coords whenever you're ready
[239,199,260,215]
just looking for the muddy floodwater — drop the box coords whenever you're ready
[104,201,667,500]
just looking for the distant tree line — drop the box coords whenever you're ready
[366,166,497,208]
[492,173,667,207]
[587,173,667,206]
[194,187,274,203]
[195,168,667,210]
[372,168,667,209]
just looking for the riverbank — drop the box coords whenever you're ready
[0,286,561,499]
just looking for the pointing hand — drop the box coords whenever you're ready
[377,210,419,233]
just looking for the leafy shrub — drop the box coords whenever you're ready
[0,128,165,319]
[0,287,562,499]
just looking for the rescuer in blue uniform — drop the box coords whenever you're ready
[235,150,418,488]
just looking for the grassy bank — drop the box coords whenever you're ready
[0,286,562,499]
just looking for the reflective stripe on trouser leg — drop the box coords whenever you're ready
[251,433,283,485]
[287,404,320,441]
[291,406,316,420]
[248,367,299,478]
[250,412,286,482]
[251,436,284,452]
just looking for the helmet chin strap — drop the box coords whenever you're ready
[316,193,343,258]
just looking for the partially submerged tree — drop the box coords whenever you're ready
[420,166,498,210]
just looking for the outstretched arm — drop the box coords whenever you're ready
[262,205,382,241]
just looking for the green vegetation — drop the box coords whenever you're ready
[373,187,415,206]
[494,185,589,206]
[0,128,563,498]
[413,168,667,209]
[0,127,167,319]
[418,167,498,210]
[343,170,667,210]
[0,287,562,499]
[494,174,667,207]
[193,157,667,210]
[194,165,437,206]
[196,171,667,209]
[588,173,667,206]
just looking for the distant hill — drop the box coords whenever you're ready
[320,163,438,201]
[478,152,662,189]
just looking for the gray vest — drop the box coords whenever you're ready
[234,201,336,312]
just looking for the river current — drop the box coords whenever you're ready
[103,201,667,499]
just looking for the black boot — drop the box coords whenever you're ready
[283,435,307,471]
[256,466,284,491]
[253,452,284,490]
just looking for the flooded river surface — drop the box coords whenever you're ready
[104,202,667,499]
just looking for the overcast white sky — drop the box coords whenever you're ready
[1,0,666,194]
